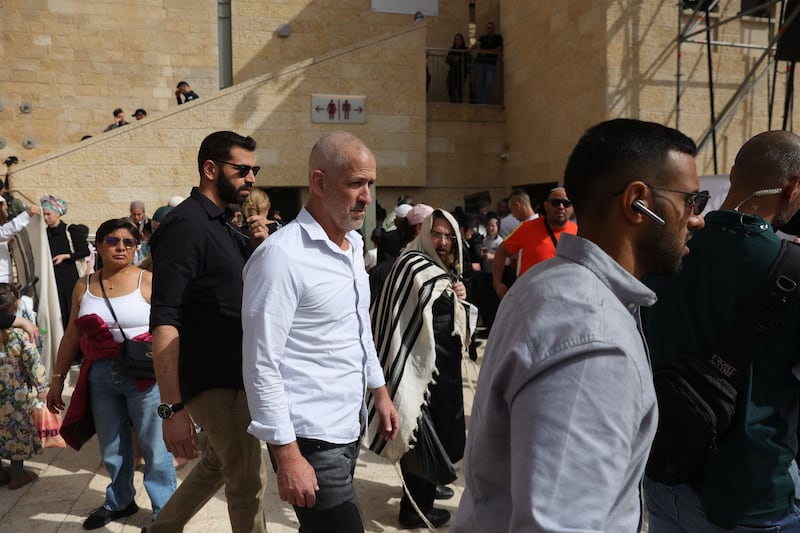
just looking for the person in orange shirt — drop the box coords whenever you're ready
[492,187,578,299]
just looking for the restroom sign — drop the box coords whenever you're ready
[312,95,366,124]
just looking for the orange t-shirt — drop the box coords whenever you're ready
[503,218,578,276]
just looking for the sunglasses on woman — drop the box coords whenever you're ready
[104,236,137,249]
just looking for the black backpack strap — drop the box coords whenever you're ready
[714,239,800,389]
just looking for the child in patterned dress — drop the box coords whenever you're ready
[0,283,47,489]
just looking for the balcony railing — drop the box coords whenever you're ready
[426,48,504,105]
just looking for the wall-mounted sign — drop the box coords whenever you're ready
[371,0,438,16]
[311,95,367,124]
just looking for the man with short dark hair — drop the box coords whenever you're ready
[492,187,578,300]
[242,131,398,533]
[175,80,199,105]
[103,108,128,132]
[644,130,800,532]
[148,130,269,533]
[453,118,705,532]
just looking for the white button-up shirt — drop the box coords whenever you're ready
[242,207,385,445]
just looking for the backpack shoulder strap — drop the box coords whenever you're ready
[716,239,800,388]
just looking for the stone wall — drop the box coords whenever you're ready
[7,25,428,231]
[500,1,607,187]
[0,0,219,156]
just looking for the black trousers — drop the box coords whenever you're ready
[399,463,436,516]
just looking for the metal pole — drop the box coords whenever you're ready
[704,5,719,174]
[677,3,682,129]
[784,62,796,129]
[696,2,800,151]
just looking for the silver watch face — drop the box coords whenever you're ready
[157,403,173,419]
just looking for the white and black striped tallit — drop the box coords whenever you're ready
[365,208,469,463]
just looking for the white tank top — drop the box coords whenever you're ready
[78,271,150,343]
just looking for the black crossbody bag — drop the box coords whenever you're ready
[647,239,800,484]
[98,271,156,380]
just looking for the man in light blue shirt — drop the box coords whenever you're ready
[242,131,398,533]
[453,119,707,532]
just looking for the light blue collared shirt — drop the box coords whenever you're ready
[453,233,659,532]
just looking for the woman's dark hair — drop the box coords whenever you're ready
[95,218,140,244]
[0,283,19,343]
[0,283,19,315]
[452,33,467,50]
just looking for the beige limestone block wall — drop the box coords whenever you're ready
[0,0,469,164]
[501,1,607,187]
[0,0,219,161]
[606,1,798,175]
[7,24,428,232]
[233,0,471,82]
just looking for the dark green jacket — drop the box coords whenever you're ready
[646,211,800,528]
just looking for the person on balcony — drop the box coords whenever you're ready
[446,33,470,103]
[471,22,503,104]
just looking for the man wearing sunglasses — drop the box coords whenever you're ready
[645,131,800,532]
[454,119,705,532]
[147,131,269,533]
[492,187,578,300]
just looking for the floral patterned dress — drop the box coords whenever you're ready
[0,328,46,460]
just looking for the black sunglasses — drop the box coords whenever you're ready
[647,185,710,215]
[104,236,137,249]
[550,199,572,208]
[214,160,261,178]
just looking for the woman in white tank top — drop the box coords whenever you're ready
[46,218,175,529]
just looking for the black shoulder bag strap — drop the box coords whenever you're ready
[543,218,558,249]
[714,240,800,390]
[97,270,132,343]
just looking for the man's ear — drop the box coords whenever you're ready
[785,176,800,200]
[310,169,326,197]
[621,181,651,224]
[202,160,217,182]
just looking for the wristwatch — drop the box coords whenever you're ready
[157,402,185,420]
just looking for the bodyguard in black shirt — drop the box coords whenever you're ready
[147,131,269,533]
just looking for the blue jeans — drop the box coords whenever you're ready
[645,477,800,532]
[475,62,496,104]
[88,359,176,516]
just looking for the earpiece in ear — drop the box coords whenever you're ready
[632,200,667,226]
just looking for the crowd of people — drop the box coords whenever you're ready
[3,119,800,533]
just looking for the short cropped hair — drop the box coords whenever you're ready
[732,130,800,188]
[197,131,257,179]
[564,119,696,219]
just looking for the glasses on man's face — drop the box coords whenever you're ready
[647,185,710,215]
[549,199,572,208]
[104,236,137,249]
[430,230,457,242]
[213,160,261,178]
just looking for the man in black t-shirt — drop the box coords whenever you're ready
[471,22,504,104]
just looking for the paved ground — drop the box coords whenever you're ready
[0,354,484,532]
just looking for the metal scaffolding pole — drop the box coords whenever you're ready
[675,0,800,153]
